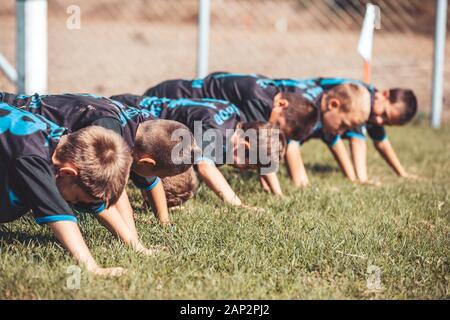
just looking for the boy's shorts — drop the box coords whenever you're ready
[0,163,27,223]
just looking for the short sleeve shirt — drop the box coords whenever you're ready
[112,94,246,165]
[144,72,279,123]
[0,102,76,224]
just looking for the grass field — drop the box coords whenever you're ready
[0,124,449,299]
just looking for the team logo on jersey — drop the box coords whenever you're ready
[0,103,65,144]
[0,103,48,135]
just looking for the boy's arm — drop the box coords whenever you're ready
[14,157,124,276]
[368,125,415,178]
[285,141,309,187]
[196,161,242,205]
[142,181,170,226]
[110,189,138,238]
[373,139,410,177]
[259,175,271,193]
[349,138,368,182]
[130,174,170,226]
[48,221,125,276]
[260,172,283,196]
[329,139,357,181]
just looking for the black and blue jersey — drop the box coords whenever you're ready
[0,102,78,225]
[111,94,246,166]
[0,92,161,196]
[144,72,279,123]
[0,92,152,148]
[258,77,387,146]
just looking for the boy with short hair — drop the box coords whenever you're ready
[144,72,320,141]
[0,103,132,276]
[264,77,418,184]
[111,94,286,207]
[144,72,372,188]
[160,167,198,208]
[0,92,196,227]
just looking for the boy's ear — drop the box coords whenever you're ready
[277,98,289,109]
[328,98,341,111]
[59,166,78,177]
[382,90,390,99]
[138,157,156,167]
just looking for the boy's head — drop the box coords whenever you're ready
[230,122,286,174]
[320,83,371,135]
[369,88,417,126]
[133,120,197,178]
[270,92,319,141]
[53,126,132,207]
[161,167,198,208]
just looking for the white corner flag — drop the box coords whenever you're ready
[358,3,380,82]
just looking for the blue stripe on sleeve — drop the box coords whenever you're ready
[343,131,367,141]
[195,157,216,165]
[35,215,78,225]
[92,202,106,214]
[141,176,161,191]
[329,135,341,147]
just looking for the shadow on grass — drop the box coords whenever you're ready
[305,163,340,174]
[0,227,54,246]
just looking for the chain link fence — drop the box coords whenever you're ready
[0,0,449,120]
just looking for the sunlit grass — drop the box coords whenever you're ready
[1,124,449,299]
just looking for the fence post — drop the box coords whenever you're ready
[16,0,48,95]
[431,0,448,128]
[196,0,211,78]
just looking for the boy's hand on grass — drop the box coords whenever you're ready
[297,179,309,188]
[160,219,172,227]
[92,266,127,277]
